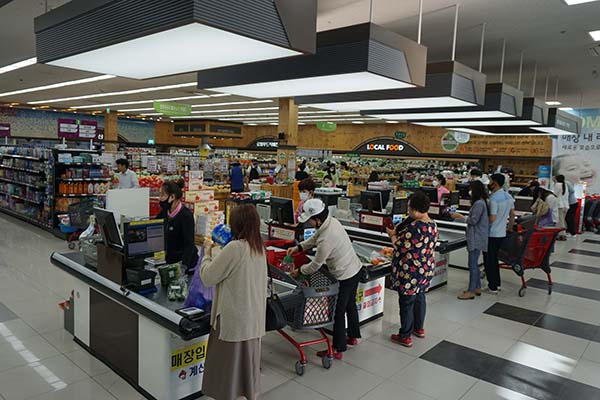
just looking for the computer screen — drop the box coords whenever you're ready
[420,186,439,204]
[514,196,533,212]
[448,191,460,206]
[94,208,124,250]
[456,183,470,198]
[392,197,408,215]
[124,219,165,257]
[270,197,295,224]
[360,191,383,212]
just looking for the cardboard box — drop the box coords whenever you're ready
[193,200,220,215]
[184,190,215,203]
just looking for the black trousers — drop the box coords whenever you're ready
[566,203,578,235]
[399,291,426,338]
[333,270,362,352]
[483,237,504,290]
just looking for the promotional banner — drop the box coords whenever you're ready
[58,119,98,139]
[552,109,599,194]
[0,123,10,138]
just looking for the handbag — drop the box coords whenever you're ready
[265,262,287,331]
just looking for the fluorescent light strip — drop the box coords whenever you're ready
[564,0,600,5]
[0,57,37,75]
[308,97,475,112]
[367,111,513,120]
[545,101,562,106]
[72,95,210,109]
[0,75,115,98]
[532,127,577,135]
[191,100,273,108]
[415,120,541,127]
[29,82,200,104]
[590,30,600,41]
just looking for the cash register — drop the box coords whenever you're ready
[94,208,161,292]
[357,190,393,233]
[422,187,458,221]
[266,197,305,241]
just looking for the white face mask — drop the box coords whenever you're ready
[300,192,310,201]
[468,190,473,198]
[432,180,439,187]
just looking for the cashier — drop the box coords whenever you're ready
[287,199,362,360]
[433,174,450,203]
[156,179,199,274]
[294,178,315,224]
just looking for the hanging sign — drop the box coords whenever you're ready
[248,137,279,150]
[441,132,460,152]
[154,101,192,116]
[58,119,98,139]
[78,120,98,138]
[0,123,10,138]
[316,121,337,132]
[538,165,551,189]
[394,131,407,140]
[354,137,420,156]
[453,131,471,144]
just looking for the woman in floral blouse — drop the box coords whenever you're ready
[386,190,438,348]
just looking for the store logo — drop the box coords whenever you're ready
[256,141,278,148]
[367,143,404,152]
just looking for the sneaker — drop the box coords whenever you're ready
[483,287,499,294]
[316,349,343,360]
[457,291,475,300]
[391,334,413,347]
[347,337,359,346]
[413,329,426,338]
[498,286,502,291]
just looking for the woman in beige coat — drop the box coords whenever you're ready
[200,204,268,400]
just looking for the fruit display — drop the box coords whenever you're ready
[381,247,394,258]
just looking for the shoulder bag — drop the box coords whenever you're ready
[265,262,287,331]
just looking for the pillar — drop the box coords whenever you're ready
[103,111,119,152]
[277,98,298,181]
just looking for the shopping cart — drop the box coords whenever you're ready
[498,226,562,297]
[63,198,96,249]
[266,242,339,376]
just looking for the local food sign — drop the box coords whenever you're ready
[248,137,278,150]
[354,137,420,156]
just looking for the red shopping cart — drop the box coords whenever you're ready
[61,198,96,249]
[498,226,562,297]
[265,240,339,376]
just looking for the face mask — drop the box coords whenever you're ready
[432,180,439,187]
[159,200,170,210]
[300,192,310,201]
[468,191,473,198]
[488,184,495,191]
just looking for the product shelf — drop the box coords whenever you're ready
[0,153,44,161]
[58,178,111,182]
[56,193,106,198]
[56,162,105,167]
[0,191,44,206]
[0,177,46,189]
[0,165,45,174]
[0,206,52,230]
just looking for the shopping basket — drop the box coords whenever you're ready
[498,227,561,297]
[268,260,339,376]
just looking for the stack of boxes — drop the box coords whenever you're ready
[183,170,225,237]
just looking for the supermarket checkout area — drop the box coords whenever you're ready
[50,211,210,400]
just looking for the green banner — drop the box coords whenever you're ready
[394,131,407,139]
[153,101,192,116]
[316,121,337,132]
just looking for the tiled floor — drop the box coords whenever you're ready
[3,213,600,399]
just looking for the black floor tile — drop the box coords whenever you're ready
[552,261,600,275]
[583,239,600,245]
[569,248,600,258]
[0,302,17,322]
[535,314,599,342]
[421,341,600,400]
[528,279,600,301]
[484,302,543,325]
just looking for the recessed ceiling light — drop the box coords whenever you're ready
[559,107,574,111]
[72,95,210,109]
[191,100,273,109]
[385,120,399,124]
[0,75,114,98]
[589,30,600,41]
[298,122,306,125]
[307,96,474,112]
[563,0,600,5]
[28,82,199,104]
[352,121,365,124]
[367,111,511,120]
[247,123,257,126]
[0,57,37,75]
[269,123,278,126]
[545,101,562,106]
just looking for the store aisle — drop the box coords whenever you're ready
[2,212,600,400]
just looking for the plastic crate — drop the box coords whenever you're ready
[68,198,95,229]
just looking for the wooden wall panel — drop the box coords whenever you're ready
[155,121,201,147]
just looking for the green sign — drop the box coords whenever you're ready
[345,153,360,158]
[394,131,407,140]
[316,121,337,132]
[153,101,192,116]
[441,132,460,152]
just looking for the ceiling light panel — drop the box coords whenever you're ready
[72,95,210,109]
[367,111,511,120]
[0,57,37,75]
[564,0,600,5]
[35,0,317,79]
[198,23,426,97]
[416,120,541,127]
[309,96,474,112]
[0,75,114,98]
[590,30,600,41]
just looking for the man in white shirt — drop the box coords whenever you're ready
[116,159,139,189]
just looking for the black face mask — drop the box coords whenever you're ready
[160,198,173,210]
[488,184,495,192]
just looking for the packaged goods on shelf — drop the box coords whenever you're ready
[184,190,214,203]
[193,201,220,215]
[196,211,225,236]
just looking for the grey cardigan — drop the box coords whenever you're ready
[465,199,489,252]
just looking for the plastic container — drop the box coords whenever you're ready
[281,255,295,273]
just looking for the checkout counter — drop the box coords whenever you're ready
[50,209,210,400]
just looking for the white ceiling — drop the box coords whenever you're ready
[0,0,599,126]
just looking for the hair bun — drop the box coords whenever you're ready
[175,178,185,189]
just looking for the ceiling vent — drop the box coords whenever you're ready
[588,44,600,57]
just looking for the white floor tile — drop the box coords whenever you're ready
[546,303,600,325]
[93,370,144,400]
[26,378,116,400]
[64,349,110,377]
[0,319,40,344]
[503,342,578,378]
[582,342,600,364]
[368,324,444,357]
[294,359,384,400]
[342,340,415,378]
[570,358,600,389]
[466,314,531,340]
[20,310,64,335]
[0,354,88,400]
[360,380,435,400]
[461,381,537,400]
[446,326,517,357]
[42,330,83,354]
[261,380,329,400]
[260,366,291,394]
[519,326,590,359]
[390,359,477,400]
[0,335,60,373]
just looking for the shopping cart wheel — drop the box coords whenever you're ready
[548,285,553,295]
[295,361,306,376]
[518,287,527,297]
[68,242,76,250]
[513,264,524,276]
[322,356,333,370]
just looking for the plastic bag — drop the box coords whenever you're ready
[184,247,214,311]
[79,220,96,240]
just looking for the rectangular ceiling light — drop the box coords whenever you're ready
[564,0,600,5]
[35,0,317,79]
[366,83,524,122]
[590,30,600,41]
[532,108,582,135]
[0,75,114,98]
[416,120,541,127]
[0,57,37,75]
[294,62,486,111]
[197,23,426,98]
[72,95,210,109]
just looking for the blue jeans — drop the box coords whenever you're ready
[398,292,426,338]
[468,249,482,292]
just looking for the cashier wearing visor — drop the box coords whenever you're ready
[156,179,199,274]
[287,199,362,360]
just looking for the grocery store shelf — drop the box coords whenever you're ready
[0,165,45,174]
[0,177,45,189]
[0,206,52,231]
[57,162,105,166]
[56,193,105,198]
[59,178,111,182]
[0,153,44,161]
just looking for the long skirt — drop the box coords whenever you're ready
[202,321,261,400]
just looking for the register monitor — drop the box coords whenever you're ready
[392,197,409,215]
[515,196,534,213]
[94,208,123,250]
[123,219,165,259]
[360,191,383,212]
[270,197,295,224]
[420,186,439,204]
